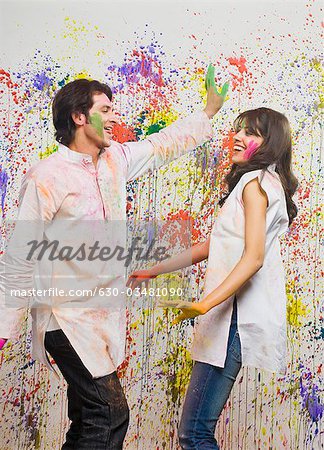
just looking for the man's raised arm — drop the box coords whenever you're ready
[118,65,229,182]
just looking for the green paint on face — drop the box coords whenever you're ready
[205,63,229,99]
[89,112,104,139]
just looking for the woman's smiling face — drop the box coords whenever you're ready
[232,123,264,165]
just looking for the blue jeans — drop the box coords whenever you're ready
[45,329,129,449]
[178,299,242,449]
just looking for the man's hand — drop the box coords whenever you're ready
[0,338,8,350]
[158,299,207,324]
[203,64,229,119]
[126,269,157,290]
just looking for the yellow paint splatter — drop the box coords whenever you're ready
[74,71,93,80]
[157,343,193,404]
[286,279,309,327]
[39,143,58,160]
[310,58,324,109]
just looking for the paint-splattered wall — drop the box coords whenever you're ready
[0,1,323,449]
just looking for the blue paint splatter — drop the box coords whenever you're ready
[300,377,324,423]
[33,71,53,91]
[19,360,36,372]
[0,166,8,215]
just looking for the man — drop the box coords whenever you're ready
[0,68,226,449]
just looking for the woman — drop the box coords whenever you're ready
[127,107,298,449]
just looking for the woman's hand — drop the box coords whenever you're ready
[158,299,207,324]
[203,64,229,118]
[126,269,157,290]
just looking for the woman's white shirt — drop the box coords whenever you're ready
[191,165,289,374]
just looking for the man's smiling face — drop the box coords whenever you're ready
[86,93,118,148]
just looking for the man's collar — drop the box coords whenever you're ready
[58,144,96,163]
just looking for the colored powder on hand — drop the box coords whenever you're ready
[205,64,229,99]
[205,64,215,90]
[219,81,229,99]
[89,113,104,138]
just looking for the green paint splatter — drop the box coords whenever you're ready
[134,109,178,139]
[146,120,166,135]
[89,112,104,138]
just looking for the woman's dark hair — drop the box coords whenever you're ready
[219,107,298,225]
[52,79,112,146]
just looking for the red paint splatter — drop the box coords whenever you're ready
[112,122,137,143]
[227,56,255,97]
[117,309,133,378]
[228,56,248,74]
[25,383,41,401]
[0,69,21,105]
[163,210,202,243]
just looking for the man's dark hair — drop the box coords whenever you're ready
[52,79,112,146]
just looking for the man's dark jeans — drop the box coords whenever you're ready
[45,329,129,450]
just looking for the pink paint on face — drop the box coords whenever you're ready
[0,338,7,350]
[232,126,264,166]
[243,140,259,160]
